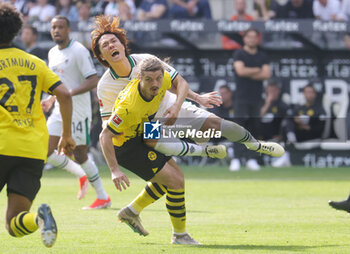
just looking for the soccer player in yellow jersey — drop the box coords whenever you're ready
[0,3,75,247]
[100,57,202,244]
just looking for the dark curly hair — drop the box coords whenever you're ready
[91,15,130,68]
[0,3,23,45]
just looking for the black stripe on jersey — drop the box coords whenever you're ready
[166,204,185,210]
[107,125,122,136]
[169,212,186,218]
[145,185,159,200]
[109,70,116,80]
[48,81,62,94]
[167,189,184,196]
[148,112,157,121]
[166,196,185,203]
[153,183,166,196]
[171,72,178,81]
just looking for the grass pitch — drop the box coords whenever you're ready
[1,165,350,254]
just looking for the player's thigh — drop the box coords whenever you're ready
[200,113,221,132]
[6,156,44,203]
[149,158,184,189]
[0,155,16,194]
[47,110,62,137]
[157,94,210,130]
[114,137,171,181]
[71,117,91,146]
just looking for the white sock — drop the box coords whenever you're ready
[173,232,187,236]
[154,136,206,157]
[47,152,85,178]
[81,158,108,200]
[221,119,260,150]
[128,205,139,215]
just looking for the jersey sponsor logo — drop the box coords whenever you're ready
[99,99,103,107]
[112,114,123,126]
[143,120,161,139]
[148,151,157,161]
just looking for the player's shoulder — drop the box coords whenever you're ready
[48,44,59,53]
[130,53,156,63]
[98,69,114,86]
[70,40,90,53]
[233,49,245,57]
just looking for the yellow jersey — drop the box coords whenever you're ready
[0,47,62,161]
[107,71,171,146]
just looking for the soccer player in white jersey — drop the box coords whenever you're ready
[42,15,110,209]
[91,15,284,159]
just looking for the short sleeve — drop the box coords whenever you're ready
[157,57,178,81]
[97,84,115,118]
[41,62,62,94]
[107,107,131,135]
[233,50,244,62]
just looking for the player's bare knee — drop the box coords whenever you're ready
[201,115,221,132]
[75,154,88,164]
[74,146,89,164]
[171,170,184,189]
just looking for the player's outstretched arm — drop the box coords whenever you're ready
[99,127,130,191]
[172,74,222,108]
[194,91,223,109]
[52,84,76,155]
[70,74,99,96]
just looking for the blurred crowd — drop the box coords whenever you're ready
[4,0,350,24]
[4,0,213,23]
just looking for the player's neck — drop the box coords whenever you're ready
[57,38,71,50]
[110,57,132,77]
[26,41,36,50]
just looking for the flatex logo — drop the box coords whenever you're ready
[143,120,161,139]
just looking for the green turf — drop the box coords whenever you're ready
[1,165,350,254]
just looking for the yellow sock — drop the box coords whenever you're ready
[10,212,39,237]
[166,188,186,234]
[131,182,167,213]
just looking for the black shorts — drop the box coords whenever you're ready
[0,155,44,202]
[114,136,171,181]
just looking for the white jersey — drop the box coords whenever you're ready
[97,53,178,118]
[48,39,97,119]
